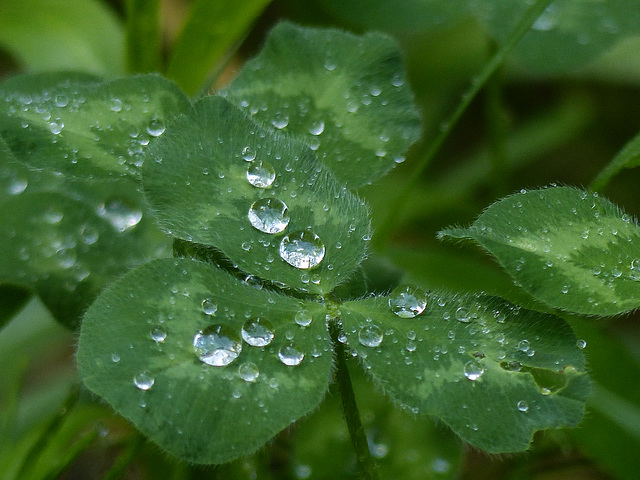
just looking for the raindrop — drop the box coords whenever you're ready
[133,371,155,391]
[358,324,384,347]
[576,339,587,349]
[248,198,290,234]
[517,400,529,412]
[242,317,275,347]
[241,146,257,161]
[8,177,28,195]
[278,342,304,366]
[193,324,242,366]
[464,360,485,381]
[279,230,325,269]
[150,327,167,343]
[630,258,640,280]
[111,353,120,363]
[561,285,569,294]
[309,120,325,136]
[388,284,427,318]
[202,298,217,315]
[238,362,260,382]
[455,307,470,323]
[271,113,289,129]
[246,161,276,188]
[147,119,165,137]
[518,340,530,352]
[96,199,142,232]
[295,310,313,327]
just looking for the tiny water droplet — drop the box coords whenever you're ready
[294,309,313,327]
[248,198,290,234]
[455,307,470,323]
[193,324,242,366]
[242,317,275,347]
[133,371,155,391]
[111,353,120,363]
[464,360,485,381]
[241,146,257,161]
[238,362,260,382]
[388,284,427,318]
[279,230,325,269]
[202,298,217,315]
[518,340,530,352]
[358,324,383,347]
[150,327,167,343]
[517,400,529,412]
[278,342,304,366]
[246,161,276,188]
[576,339,587,349]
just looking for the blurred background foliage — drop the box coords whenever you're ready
[1,0,639,478]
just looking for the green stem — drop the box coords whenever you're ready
[374,0,555,249]
[329,320,379,480]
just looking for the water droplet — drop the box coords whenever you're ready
[111,353,120,363]
[133,371,155,390]
[242,317,275,347]
[517,400,529,412]
[576,339,587,349]
[309,121,325,135]
[358,324,383,347]
[96,199,142,232]
[147,119,165,137]
[110,98,123,112]
[150,327,167,343]
[241,146,257,161]
[271,113,289,129]
[278,342,304,366]
[455,307,470,323]
[248,198,290,233]
[561,285,569,294]
[193,324,242,366]
[630,258,640,280]
[202,298,217,315]
[8,176,28,195]
[279,230,325,269]
[238,362,260,382]
[518,340,530,352]
[388,284,427,318]
[294,310,313,327]
[464,360,485,381]
[246,161,276,188]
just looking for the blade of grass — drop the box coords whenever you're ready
[125,0,162,73]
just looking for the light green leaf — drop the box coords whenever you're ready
[591,130,640,191]
[0,0,125,76]
[125,0,162,74]
[0,73,190,179]
[77,258,332,464]
[439,187,640,316]
[143,95,370,295]
[166,0,272,95]
[223,22,422,188]
[341,292,589,453]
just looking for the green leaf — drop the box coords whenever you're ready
[0,0,125,76]
[341,292,589,453]
[77,258,332,464]
[591,130,640,191]
[223,22,422,188]
[0,284,32,331]
[439,187,640,316]
[166,0,272,95]
[125,0,162,74]
[143,95,370,295]
[0,191,166,328]
[0,73,190,179]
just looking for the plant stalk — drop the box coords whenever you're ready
[329,320,379,480]
[375,0,555,249]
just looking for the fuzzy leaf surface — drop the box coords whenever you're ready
[223,22,421,188]
[143,95,370,294]
[440,187,640,316]
[0,73,190,179]
[77,258,332,464]
[341,292,589,453]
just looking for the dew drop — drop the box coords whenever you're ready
[294,309,313,327]
[630,258,640,280]
[193,324,242,366]
[246,161,276,188]
[248,198,290,233]
[278,342,304,366]
[242,317,275,347]
[241,146,257,161]
[238,362,260,382]
[133,371,155,390]
[518,340,530,352]
[388,284,427,318]
[517,400,529,412]
[271,113,289,129]
[96,199,142,232]
[464,360,485,381]
[455,307,470,323]
[147,119,165,137]
[576,339,587,349]
[150,327,167,343]
[308,120,325,136]
[279,230,325,269]
[358,324,383,347]
[111,353,120,363]
[202,298,217,315]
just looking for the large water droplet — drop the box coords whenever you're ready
[238,362,260,382]
[271,113,289,129]
[517,400,529,412]
[518,340,530,352]
[150,327,167,343]
[294,309,313,327]
[278,342,304,366]
[279,230,325,269]
[133,371,155,390]
[248,198,290,234]
[309,121,325,136]
[96,199,142,232]
[242,317,275,347]
[202,298,217,315]
[388,284,427,318]
[464,360,485,381]
[455,307,470,323]
[193,324,242,366]
[246,161,276,188]
[358,324,383,347]
[147,118,165,137]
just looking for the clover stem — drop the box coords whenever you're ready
[329,320,379,480]
[374,0,555,250]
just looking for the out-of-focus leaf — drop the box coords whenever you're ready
[591,130,640,191]
[125,0,162,74]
